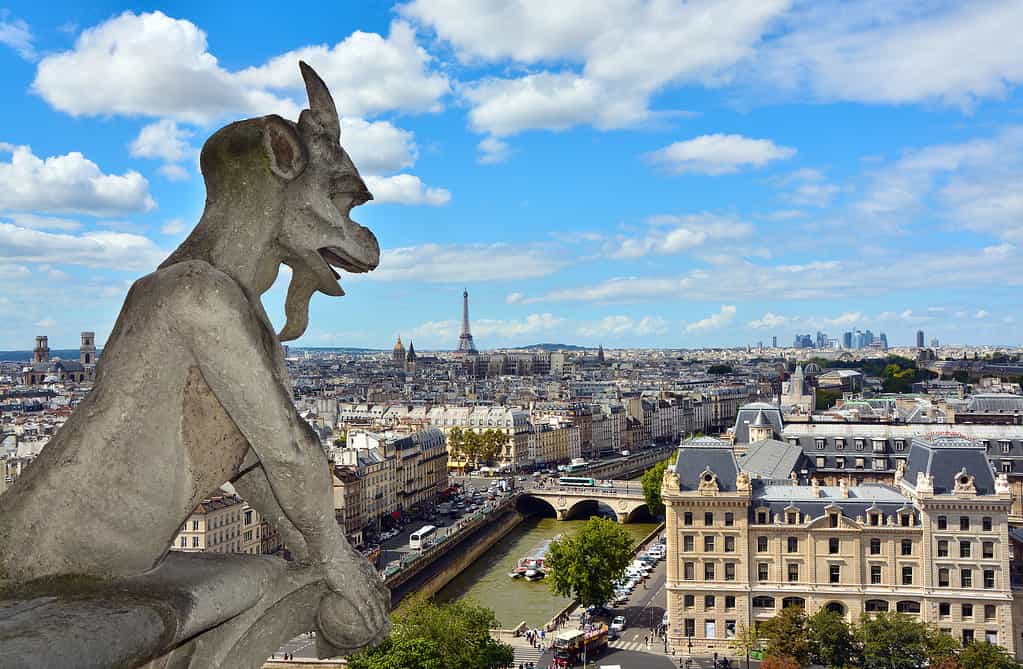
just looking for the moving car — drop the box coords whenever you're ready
[610,615,627,634]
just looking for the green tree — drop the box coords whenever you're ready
[729,622,760,669]
[808,609,858,669]
[447,426,466,465]
[641,452,678,518]
[347,637,444,669]
[545,516,634,608]
[924,627,961,669]
[760,606,811,668]
[815,389,843,410]
[857,611,956,669]
[958,640,1021,669]
[479,429,509,466]
[349,595,513,669]
[641,460,669,517]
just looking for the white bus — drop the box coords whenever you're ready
[409,525,438,550]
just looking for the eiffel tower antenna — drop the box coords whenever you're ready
[456,288,477,354]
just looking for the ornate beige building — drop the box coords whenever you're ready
[171,494,265,555]
[663,435,1017,659]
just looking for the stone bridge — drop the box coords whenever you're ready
[522,482,649,523]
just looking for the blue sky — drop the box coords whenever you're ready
[1,1,1021,350]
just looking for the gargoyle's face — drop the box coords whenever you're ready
[278,140,379,298]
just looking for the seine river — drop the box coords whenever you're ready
[435,514,657,627]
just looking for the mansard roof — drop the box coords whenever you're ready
[673,437,740,492]
[902,435,997,495]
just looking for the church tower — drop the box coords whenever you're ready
[33,336,49,364]
[80,332,96,366]
[80,331,97,382]
[405,340,417,375]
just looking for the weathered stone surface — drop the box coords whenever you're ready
[0,62,390,667]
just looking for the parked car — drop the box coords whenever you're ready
[610,616,627,634]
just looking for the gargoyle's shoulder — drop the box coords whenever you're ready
[131,260,248,311]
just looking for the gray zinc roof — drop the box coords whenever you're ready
[738,439,804,481]
[673,439,740,492]
[902,436,997,495]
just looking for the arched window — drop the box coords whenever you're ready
[752,596,776,609]
[865,600,889,612]
[896,601,921,614]
[782,597,806,609]
[825,602,846,615]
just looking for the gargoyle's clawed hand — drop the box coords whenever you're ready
[315,549,392,653]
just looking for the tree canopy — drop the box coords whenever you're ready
[808,609,856,669]
[545,516,634,608]
[640,452,677,518]
[447,427,509,469]
[958,640,1021,669]
[347,595,513,669]
[759,606,811,667]
[858,611,957,669]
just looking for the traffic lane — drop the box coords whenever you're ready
[616,549,668,641]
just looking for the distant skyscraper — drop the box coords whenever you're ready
[931,338,940,348]
[916,330,925,347]
[842,331,853,349]
[772,336,778,348]
[456,289,477,354]
[880,333,888,350]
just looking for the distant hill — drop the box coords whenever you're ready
[0,349,88,362]
[507,343,590,351]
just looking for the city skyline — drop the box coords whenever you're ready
[1,2,1022,350]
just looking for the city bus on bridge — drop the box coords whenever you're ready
[557,476,596,487]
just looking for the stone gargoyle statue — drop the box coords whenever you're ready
[0,62,390,668]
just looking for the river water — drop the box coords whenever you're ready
[435,515,657,628]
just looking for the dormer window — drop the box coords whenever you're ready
[855,439,865,451]
[835,438,844,450]
[870,513,881,526]
[894,440,905,451]
[816,439,826,450]
[787,512,798,525]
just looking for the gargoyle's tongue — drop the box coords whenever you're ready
[279,265,326,342]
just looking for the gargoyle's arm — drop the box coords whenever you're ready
[172,264,349,565]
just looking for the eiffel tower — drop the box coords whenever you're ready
[456,288,477,355]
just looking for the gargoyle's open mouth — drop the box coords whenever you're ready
[319,247,375,277]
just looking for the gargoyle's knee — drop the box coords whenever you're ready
[316,589,391,654]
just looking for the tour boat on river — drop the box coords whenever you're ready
[509,535,560,580]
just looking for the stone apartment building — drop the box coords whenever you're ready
[336,445,396,531]
[171,494,264,555]
[662,435,1017,659]
[426,405,529,471]
[332,465,365,547]
[527,419,581,467]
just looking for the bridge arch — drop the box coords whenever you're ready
[516,494,557,518]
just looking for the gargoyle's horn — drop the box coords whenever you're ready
[299,61,340,139]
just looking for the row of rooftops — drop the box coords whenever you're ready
[672,434,1006,512]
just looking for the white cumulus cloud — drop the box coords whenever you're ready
[364,174,451,206]
[645,134,796,175]
[0,223,165,270]
[685,305,736,332]
[0,143,155,216]
[33,13,447,124]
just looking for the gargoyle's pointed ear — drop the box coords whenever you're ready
[299,61,340,141]
[263,116,307,181]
